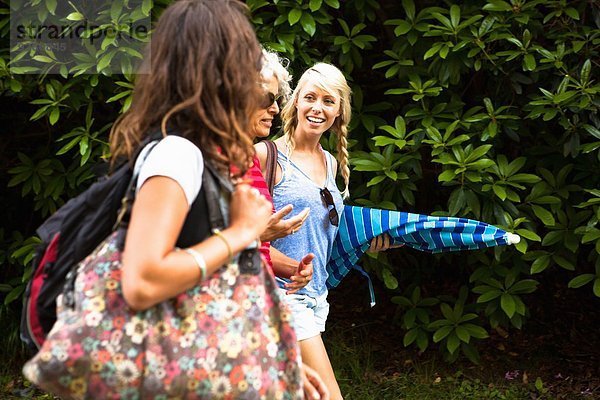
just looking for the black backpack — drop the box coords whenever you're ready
[20,136,163,352]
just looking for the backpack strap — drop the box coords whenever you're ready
[201,161,261,275]
[202,162,232,231]
[113,138,161,231]
[264,140,278,196]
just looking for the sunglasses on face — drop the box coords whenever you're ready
[260,92,283,109]
[320,187,339,227]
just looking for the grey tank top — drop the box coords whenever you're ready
[272,148,344,297]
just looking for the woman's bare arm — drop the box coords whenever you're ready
[122,177,271,310]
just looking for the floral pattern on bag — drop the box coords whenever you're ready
[23,231,303,400]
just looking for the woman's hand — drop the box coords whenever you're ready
[260,205,310,242]
[301,364,329,400]
[284,253,314,294]
[229,183,273,244]
[367,233,404,253]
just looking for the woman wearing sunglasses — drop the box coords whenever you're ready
[255,63,350,399]
[248,50,316,294]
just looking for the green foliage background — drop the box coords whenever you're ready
[1,0,599,363]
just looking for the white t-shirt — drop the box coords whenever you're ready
[134,135,204,207]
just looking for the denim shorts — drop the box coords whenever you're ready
[279,290,330,341]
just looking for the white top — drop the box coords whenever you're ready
[134,135,204,207]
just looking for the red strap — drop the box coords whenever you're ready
[28,232,61,348]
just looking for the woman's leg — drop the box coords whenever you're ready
[281,291,340,398]
[300,335,343,400]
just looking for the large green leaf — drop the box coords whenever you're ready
[531,205,555,226]
[288,9,302,25]
[568,274,595,288]
[500,293,516,317]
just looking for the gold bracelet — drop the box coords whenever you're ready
[183,247,207,283]
[213,229,233,262]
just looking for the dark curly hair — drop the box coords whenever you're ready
[110,0,262,175]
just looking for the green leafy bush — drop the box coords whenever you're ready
[1,0,599,363]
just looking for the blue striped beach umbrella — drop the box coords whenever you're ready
[326,205,520,305]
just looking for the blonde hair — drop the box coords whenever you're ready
[261,48,292,103]
[280,62,352,198]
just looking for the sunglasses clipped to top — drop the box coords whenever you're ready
[320,187,339,227]
[260,91,284,109]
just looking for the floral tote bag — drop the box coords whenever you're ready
[23,229,303,400]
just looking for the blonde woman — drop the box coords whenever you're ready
[256,63,351,399]
[249,51,330,400]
